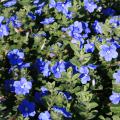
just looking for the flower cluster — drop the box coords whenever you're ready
[49,0,73,18]
[1,0,120,119]
[84,0,97,13]
[62,21,91,48]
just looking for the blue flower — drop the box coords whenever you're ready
[92,20,102,34]
[3,0,17,7]
[49,0,56,8]
[27,12,36,20]
[38,111,51,120]
[35,58,45,73]
[40,17,55,25]
[68,21,83,41]
[50,0,73,18]
[13,77,32,95]
[35,59,51,77]
[7,49,24,66]
[9,15,22,28]
[8,63,30,74]
[34,0,40,5]
[0,16,4,23]
[34,86,49,104]
[4,80,14,92]
[35,2,45,15]
[51,61,66,78]
[82,22,91,34]
[65,62,79,74]
[42,61,51,77]
[110,15,120,28]
[79,66,89,74]
[52,106,72,118]
[0,24,9,38]
[58,91,72,101]
[79,73,91,84]
[18,99,36,118]
[56,0,73,18]
[102,8,116,16]
[79,66,91,84]
[99,44,118,61]
[84,43,95,53]
[106,38,120,49]
[18,62,31,69]
[113,70,120,83]
[84,0,97,13]
[109,92,120,104]
[87,64,97,70]
[64,21,90,46]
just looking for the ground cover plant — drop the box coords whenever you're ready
[0,0,120,120]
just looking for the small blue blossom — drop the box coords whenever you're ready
[113,70,120,83]
[18,99,36,118]
[34,0,40,5]
[110,15,120,28]
[28,12,36,20]
[92,20,102,34]
[4,80,14,92]
[82,22,91,34]
[49,0,56,8]
[35,58,45,73]
[18,62,31,69]
[51,61,66,78]
[109,92,120,104]
[34,86,49,104]
[65,62,79,74]
[79,73,91,84]
[79,66,89,74]
[61,27,68,32]
[38,111,51,120]
[0,16,4,23]
[42,61,51,77]
[58,91,72,101]
[50,0,73,18]
[8,63,30,74]
[84,43,95,53]
[41,86,49,93]
[67,21,83,41]
[64,21,90,47]
[40,17,55,25]
[49,53,55,58]
[35,59,51,77]
[102,8,116,16]
[3,0,17,7]
[99,44,118,61]
[56,0,73,18]
[79,66,91,84]
[9,15,22,28]
[52,106,72,118]
[106,38,120,49]
[0,24,9,38]
[7,49,24,66]
[13,77,32,95]
[35,2,45,15]
[87,64,97,70]
[84,0,97,13]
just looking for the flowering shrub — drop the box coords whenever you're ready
[0,0,120,120]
